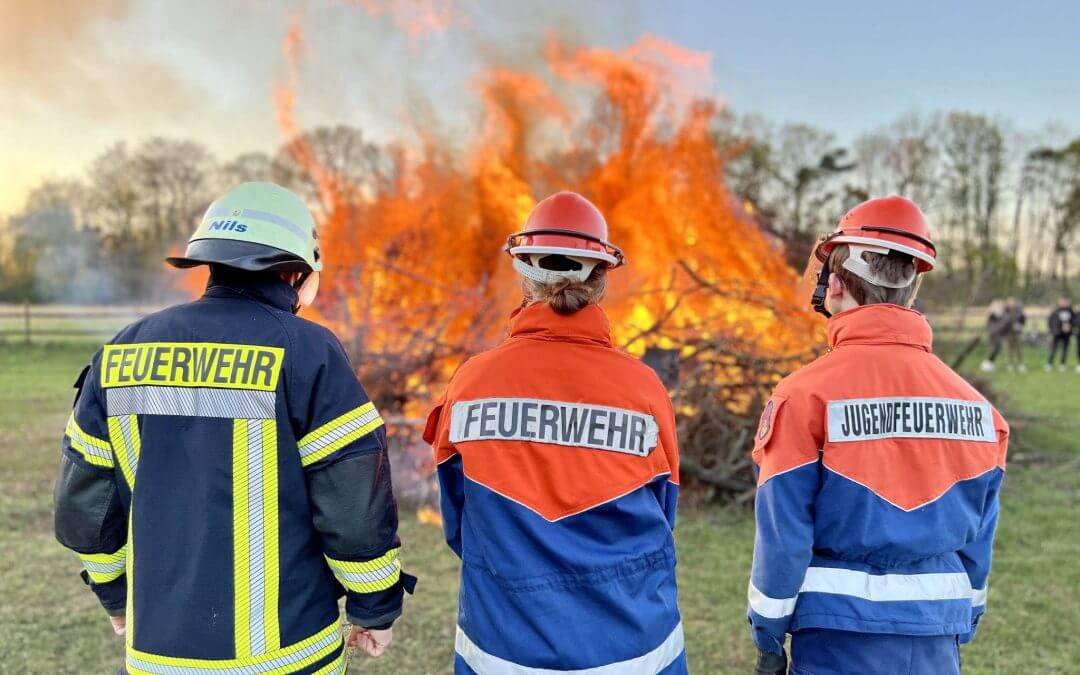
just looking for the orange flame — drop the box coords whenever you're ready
[273,11,823,425]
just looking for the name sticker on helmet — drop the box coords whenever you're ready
[208,219,248,232]
[827,397,996,443]
[449,397,658,456]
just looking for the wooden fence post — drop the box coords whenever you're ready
[23,301,31,345]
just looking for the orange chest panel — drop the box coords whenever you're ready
[431,340,676,521]
[822,396,1004,510]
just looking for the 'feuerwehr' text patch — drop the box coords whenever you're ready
[450,398,658,456]
[827,397,996,443]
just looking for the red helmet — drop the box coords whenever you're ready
[506,192,625,267]
[816,196,936,272]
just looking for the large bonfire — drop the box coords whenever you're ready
[270,4,824,502]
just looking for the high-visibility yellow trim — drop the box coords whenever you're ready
[66,414,114,468]
[300,402,378,445]
[126,507,134,648]
[261,418,280,652]
[326,548,402,593]
[101,343,284,392]
[108,415,141,488]
[125,619,342,672]
[232,419,252,657]
[232,418,282,658]
[299,402,384,467]
[79,548,126,584]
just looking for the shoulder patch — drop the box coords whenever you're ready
[753,395,787,456]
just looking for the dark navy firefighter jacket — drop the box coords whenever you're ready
[54,269,410,675]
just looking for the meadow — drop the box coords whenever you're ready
[0,332,1076,673]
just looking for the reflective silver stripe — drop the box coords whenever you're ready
[82,558,125,574]
[456,622,683,675]
[207,206,309,241]
[66,415,113,463]
[107,386,275,419]
[972,586,988,607]
[125,629,341,674]
[118,414,139,477]
[299,407,382,459]
[335,563,399,585]
[800,567,974,602]
[748,581,797,619]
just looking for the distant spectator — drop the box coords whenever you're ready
[1046,297,1074,372]
[1002,297,1027,372]
[981,299,1008,372]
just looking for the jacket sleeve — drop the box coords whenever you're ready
[424,395,465,558]
[653,387,680,529]
[747,392,822,655]
[54,357,128,617]
[289,330,412,629]
[957,427,1008,645]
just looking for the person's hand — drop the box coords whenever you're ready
[348,626,392,657]
[109,615,126,637]
[754,647,787,675]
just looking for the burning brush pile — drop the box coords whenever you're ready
[274,11,825,504]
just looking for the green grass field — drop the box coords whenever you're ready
[0,338,1076,673]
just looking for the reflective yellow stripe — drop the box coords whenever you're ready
[299,403,384,467]
[232,419,251,657]
[107,415,141,488]
[261,418,280,652]
[125,619,342,673]
[126,508,135,648]
[232,418,281,657]
[326,548,401,593]
[79,548,126,583]
[66,414,114,468]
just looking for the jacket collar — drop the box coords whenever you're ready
[508,302,612,347]
[827,304,933,352]
[202,267,298,313]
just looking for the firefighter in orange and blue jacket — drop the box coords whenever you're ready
[425,193,686,675]
[749,197,1008,675]
[53,182,414,674]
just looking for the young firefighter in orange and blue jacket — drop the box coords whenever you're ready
[425,192,686,674]
[53,182,414,675]
[749,197,1009,675]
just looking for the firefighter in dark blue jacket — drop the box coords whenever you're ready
[54,182,413,674]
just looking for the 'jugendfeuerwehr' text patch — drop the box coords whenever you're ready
[827,396,996,443]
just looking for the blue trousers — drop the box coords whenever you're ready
[790,629,960,675]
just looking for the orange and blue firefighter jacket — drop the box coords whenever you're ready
[748,304,1008,654]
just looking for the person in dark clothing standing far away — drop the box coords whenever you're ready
[425,192,686,674]
[1002,296,1027,372]
[53,182,414,675]
[1046,297,1075,371]
[981,299,1008,372]
[750,196,1009,675]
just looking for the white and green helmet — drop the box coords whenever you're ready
[167,182,322,273]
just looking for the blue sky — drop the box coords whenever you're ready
[2,0,1076,215]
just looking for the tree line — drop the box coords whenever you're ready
[1,112,1076,305]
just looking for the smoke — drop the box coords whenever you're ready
[0,0,203,120]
